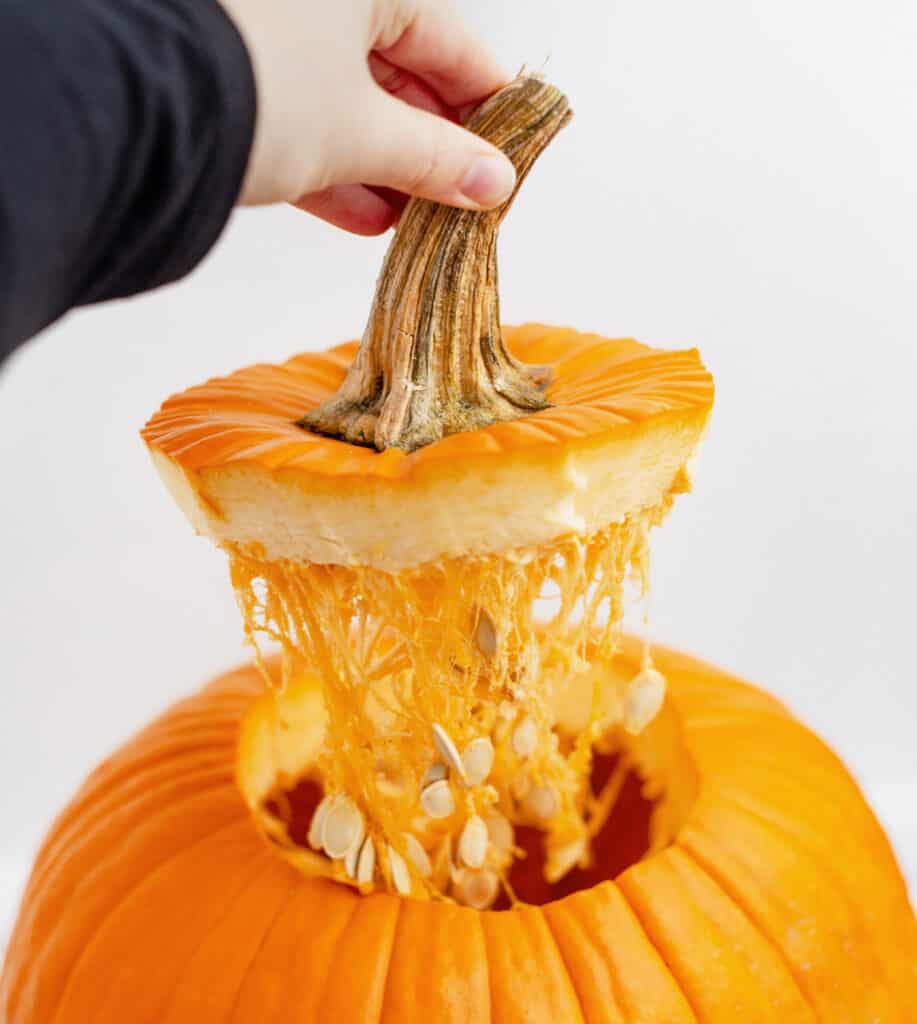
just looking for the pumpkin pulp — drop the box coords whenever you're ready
[236,642,700,907]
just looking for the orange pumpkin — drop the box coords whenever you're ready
[3,74,916,1020]
[3,642,915,1021]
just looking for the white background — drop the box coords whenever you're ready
[2,0,916,940]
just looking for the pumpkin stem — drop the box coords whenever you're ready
[298,75,572,452]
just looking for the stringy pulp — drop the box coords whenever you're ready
[227,496,674,907]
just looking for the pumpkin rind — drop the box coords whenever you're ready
[3,644,915,1023]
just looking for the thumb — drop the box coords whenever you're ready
[337,87,517,210]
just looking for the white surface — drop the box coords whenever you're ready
[2,0,916,942]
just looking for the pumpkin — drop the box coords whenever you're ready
[3,643,916,1021]
[3,73,916,1019]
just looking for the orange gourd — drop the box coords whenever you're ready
[3,74,916,1021]
[3,645,916,1021]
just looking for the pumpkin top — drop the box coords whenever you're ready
[142,326,711,479]
[142,325,713,567]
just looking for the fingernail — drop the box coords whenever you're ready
[460,155,516,207]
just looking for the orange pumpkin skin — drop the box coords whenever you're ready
[3,644,915,1023]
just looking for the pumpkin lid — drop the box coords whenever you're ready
[143,326,712,568]
[142,77,713,569]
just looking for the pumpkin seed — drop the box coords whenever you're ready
[402,832,433,878]
[307,794,333,851]
[421,761,448,787]
[344,835,361,878]
[623,667,666,734]
[458,814,488,869]
[431,723,466,780]
[388,844,412,895]
[356,836,376,886]
[525,783,560,820]
[484,810,514,851]
[512,715,538,758]
[474,611,497,657]
[453,868,499,910]
[322,795,364,859]
[462,737,494,786]
[420,778,455,819]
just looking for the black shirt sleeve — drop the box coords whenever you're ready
[0,0,256,360]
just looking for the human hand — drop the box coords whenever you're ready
[220,0,516,234]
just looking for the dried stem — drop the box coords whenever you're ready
[299,75,572,452]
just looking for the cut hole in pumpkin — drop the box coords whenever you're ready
[238,652,698,909]
[253,744,667,907]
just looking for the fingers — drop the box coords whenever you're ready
[333,87,516,210]
[294,185,398,236]
[374,0,509,110]
[368,52,453,120]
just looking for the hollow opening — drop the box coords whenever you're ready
[238,651,696,909]
[261,752,656,908]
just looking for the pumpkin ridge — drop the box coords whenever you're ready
[539,902,607,1024]
[537,906,588,1022]
[673,843,820,1022]
[251,883,343,1021]
[311,895,363,1014]
[157,858,292,1022]
[40,737,238,844]
[475,911,494,1024]
[696,790,909,1011]
[318,895,401,1021]
[376,898,405,1024]
[41,718,245,830]
[223,874,303,1024]
[45,819,259,1023]
[33,774,242,893]
[12,783,247,1002]
[692,743,881,828]
[249,884,361,1021]
[52,717,240,814]
[30,770,237,896]
[541,893,629,1023]
[612,881,703,1024]
[705,782,909,917]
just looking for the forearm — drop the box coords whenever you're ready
[0,0,255,359]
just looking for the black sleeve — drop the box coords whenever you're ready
[0,0,256,360]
